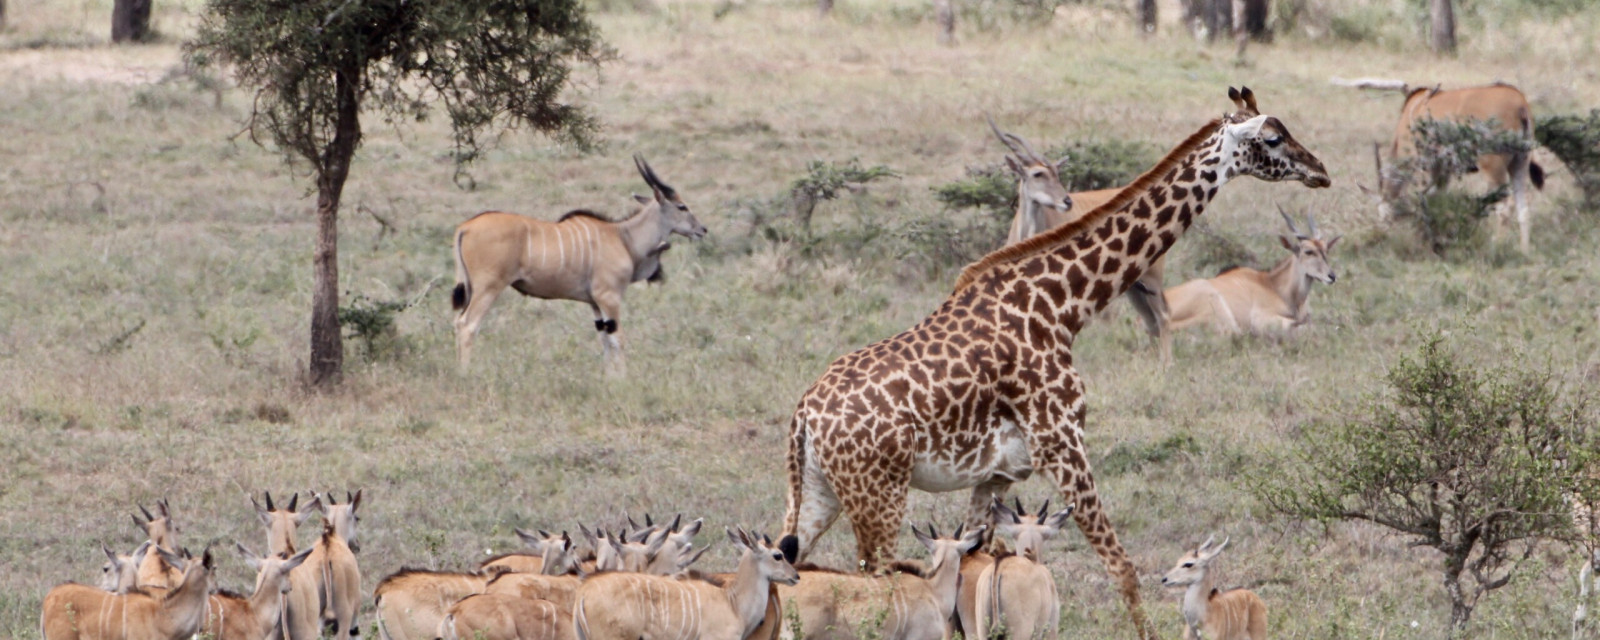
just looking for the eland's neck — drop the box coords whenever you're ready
[727,551,770,639]
[927,553,962,621]
[617,203,671,264]
[1265,257,1311,319]
[1181,569,1214,635]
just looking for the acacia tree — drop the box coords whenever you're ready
[187,0,605,387]
[1252,333,1591,635]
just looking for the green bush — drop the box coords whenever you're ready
[1046,139,1155,192]
[1387,118,1529,255]
[1250,330,1593,634]
[790,158,898,230]
[1536,110,1600,210]
[338,293,414,362]
[931,167,1015,218]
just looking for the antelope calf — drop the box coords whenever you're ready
[574,528,799,640]
[1161,536,1266,640]
[451,154,707,372]
[1165,209,1340,336]
[990,120,1172,363]
[482,528,577,575]
[1374,83,1545,252]
[40,546,215,640]
[131,500,183,589]
[776,523,985,640]
[201,545,314,640]
[974,499,1073,640]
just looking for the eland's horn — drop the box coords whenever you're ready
[1277,204,1305,238]
[1307,211,1320,237]
[1014,496,1025,514]
[138,504,154,521]
[264,492,274,512]
[1037,499,1050,518]
[954,522,965,539]
[286,493,298,512]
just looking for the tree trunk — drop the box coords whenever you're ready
[816,0,832,16]
[1442,555,1473,637]
[1239,0,1268,41]
[308,65,363,388]
[1137,0,1157,34]
[110,0,152,43]
[935,0,954,45]
[1207,0,1232,41]
[1430,0,1456,54]
[1,0,8,31]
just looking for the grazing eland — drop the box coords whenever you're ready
[1161,536,1266,640]
[1164,208,1339,336]
[1374,83,1545,251]
[450,154,706,372]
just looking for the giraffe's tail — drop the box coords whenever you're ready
[778,409,806,564]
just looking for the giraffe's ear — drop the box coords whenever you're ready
[1225,115,1269,143]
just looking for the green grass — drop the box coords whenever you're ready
[2,0,1598,638]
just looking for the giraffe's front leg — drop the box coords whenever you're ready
[1020,393,1156,640]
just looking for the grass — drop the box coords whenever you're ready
[2,0,1599,638]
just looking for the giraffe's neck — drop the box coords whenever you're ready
[1040,124,1239,335]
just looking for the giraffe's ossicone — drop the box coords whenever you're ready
[778,87,1329,640]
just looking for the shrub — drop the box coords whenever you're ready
[1386,118,1530,255]
[338,293,414,362]
[790,158,898,230]
[1536,110,1600,210]
[931,167,1014,217]
[1046,139,1155,192]
[1251,330,1593,635]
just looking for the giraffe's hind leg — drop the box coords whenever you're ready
[789,438,844,563]
[827,442,914,571]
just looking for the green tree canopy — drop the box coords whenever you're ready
[187,0,607,386]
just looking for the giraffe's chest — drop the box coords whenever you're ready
[909,416,1033,493]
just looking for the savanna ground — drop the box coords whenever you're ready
[2,0,1599,637]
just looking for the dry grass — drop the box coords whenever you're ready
[2,0,1598,637]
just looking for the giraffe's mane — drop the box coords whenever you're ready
[951,116,1226,293]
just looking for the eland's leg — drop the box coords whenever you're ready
[590,291,625,377]
[454,280,507,371]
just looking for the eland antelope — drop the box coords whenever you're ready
[776,523,984,640]
[1571,479,1600,639]
[1376,83,1545,252]
[40,546,215,640]
[200,545,315,640]
[253,491,363,640]
[1161,536,1266,640]
[573,528,798,640]
[1165,208,1339,336]
[374,568,503,640]
[974,499,1073,640]
[100,542,152,594]
[481,528,579,575]
[131,500,182,590]
[991,122,1174,364]
[450,155,707,372]
[442,535,581,640]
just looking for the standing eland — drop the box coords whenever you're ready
[450,155,707,373]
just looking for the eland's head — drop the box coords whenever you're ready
[1278,205,1341,285]
[634,155,707,240]
[988,116,1073,215]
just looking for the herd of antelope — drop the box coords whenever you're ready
[44,81,1557,640]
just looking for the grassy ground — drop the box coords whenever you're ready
[2,0,1598,637]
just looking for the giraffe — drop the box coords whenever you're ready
[777,87,1329,640]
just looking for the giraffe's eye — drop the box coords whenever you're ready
[1264,136,1283,147]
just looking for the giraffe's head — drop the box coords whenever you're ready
[1220,87,1331,189]
[988,116,1073,214]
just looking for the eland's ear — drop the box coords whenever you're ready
[102,543,118,563]
[958,525,987,554]
[1043,504,1076,531]
[515,528,543,551]
[283,547,314,573]
[677,518,703,539]
[1280,235,1298,251]
[911,525,936,553]
[1204,536,1231,560]
[633,193,651,205]
[725,527,748,551]
[132,541,152,564]
[1225,115,1269,142]
[156,498,171,520]
[1003,155,1026,177]
[251,495,272,525]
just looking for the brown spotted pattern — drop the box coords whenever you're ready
[779,88,1329,640]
